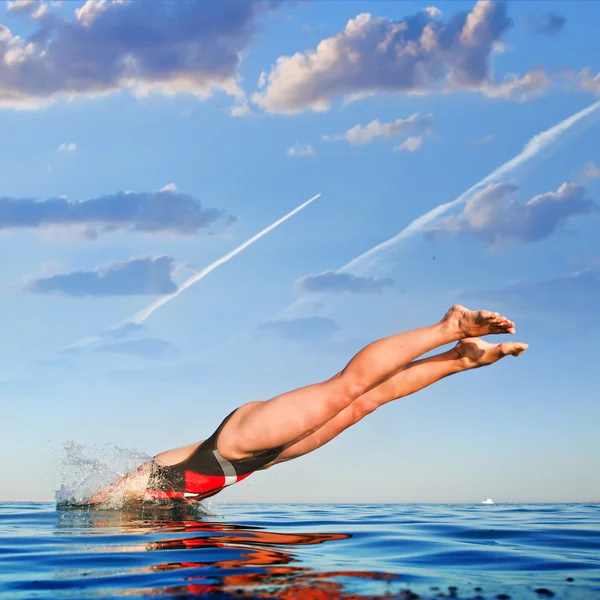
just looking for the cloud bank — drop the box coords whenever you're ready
[24,256,182,296]
[0,188,235,238]
[0,0,277,109]
[253,1,546,113]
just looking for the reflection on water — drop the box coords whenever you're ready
[2,503,598,599]
[54,506,400,599]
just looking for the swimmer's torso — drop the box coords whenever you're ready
[146,411,282,501]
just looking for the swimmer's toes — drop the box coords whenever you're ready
[456,337,528,367]
[443,305,516,338]
[499,341,529,357]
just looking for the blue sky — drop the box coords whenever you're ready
[1,0,599,503]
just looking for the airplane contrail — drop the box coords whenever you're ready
[128,193,322,325]
[275,101,600,319]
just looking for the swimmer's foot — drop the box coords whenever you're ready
[442,304,516,338]
[454,337,528,369]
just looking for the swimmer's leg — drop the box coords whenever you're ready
[217,306,516,461]
[267,337,528,464]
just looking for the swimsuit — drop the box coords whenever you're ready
[146,410,283,502]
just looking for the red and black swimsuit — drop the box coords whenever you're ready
[146,411,283,502]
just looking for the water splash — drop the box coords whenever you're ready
[55,441,150,508]
[55,441,216,514]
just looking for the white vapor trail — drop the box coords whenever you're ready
[129,193,322,325]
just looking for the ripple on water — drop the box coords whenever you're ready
[0,503,598,599]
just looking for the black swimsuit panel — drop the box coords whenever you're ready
[146,410,283,501]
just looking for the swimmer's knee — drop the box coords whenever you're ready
[329,372,365,405]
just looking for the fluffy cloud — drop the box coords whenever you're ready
[287,142,316,157]
[480,67,549,101]
[94,338,175,360]
[323,113,432,146]
[525,12,566,35]
[0,0,277,109]
[253,1,549,113]
[23,256,180,296]
[395,136,423,152]
[0,188,235,238]
[6,0,35,14]
[431,182,598,247]
[257,316,338,343]
[295,271,394,295]
[424,6,442,18]
[579,68,600,97]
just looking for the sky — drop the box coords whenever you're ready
[1,0,599,504]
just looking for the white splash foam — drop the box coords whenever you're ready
[55,441,150,508]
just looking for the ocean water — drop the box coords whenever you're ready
[0,503,598,599]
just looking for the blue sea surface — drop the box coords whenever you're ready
[0,503,598,599]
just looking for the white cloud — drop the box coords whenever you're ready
[324,113,432,146]
[492,41,509,54]
[57,142,76,152]
[287,142,316,157]
[159,183,177,192]
[6,0,35,13]
[253,1,519,114]
[582,161,600,180]
[75,0,108,28]
[228,100,252,117]
[579,68,600,97]
[431,182,598,247]
[424,6,442,18]
[481,67,549,100]
[31,2,47,19]
[6,0,50,20]
[395,136,423,152]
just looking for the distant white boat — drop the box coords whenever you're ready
[481,498,495,505]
